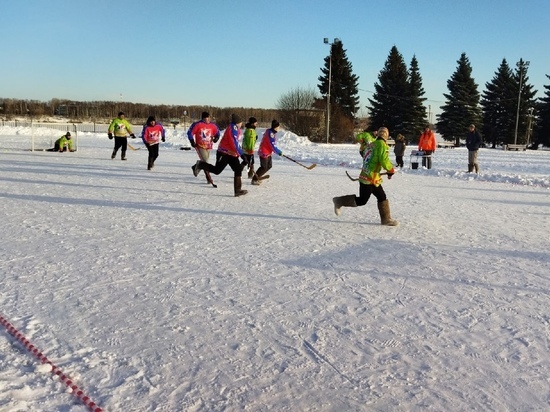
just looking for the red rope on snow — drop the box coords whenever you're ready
[0,314,103,412]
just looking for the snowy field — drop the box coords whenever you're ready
[1,125,549,411]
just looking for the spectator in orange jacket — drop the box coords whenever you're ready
[418,125,436,169]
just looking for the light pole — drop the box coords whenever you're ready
[323,38,339,144]
[525,107,534,146]
[514,61,529,145]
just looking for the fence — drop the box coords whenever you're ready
[0,120,111,133]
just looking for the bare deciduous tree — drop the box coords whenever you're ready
[276,86,322,138]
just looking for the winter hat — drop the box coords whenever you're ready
[201,111,210,119]
[271,120,280,129]
[231,114,241,124]
[118,111,125,117]
[248,116,257,124]
[66,132,71,137]
[377,127,389,140]
[147,115,156,124]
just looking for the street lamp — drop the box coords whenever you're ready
[514,61,529,145]
[323,38,339,144]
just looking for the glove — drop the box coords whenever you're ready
[190,140,196,148]
[161,137,165,142]
[130,134,136,139]
[213,135,220,143]
[108,132,113,140]
[240,154,247,162]
[387,172,394,179]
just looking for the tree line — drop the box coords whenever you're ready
[277,42,550,147]
[3,42,550,148]
[0,98,279,130]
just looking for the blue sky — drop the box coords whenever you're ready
[2,0,549,119]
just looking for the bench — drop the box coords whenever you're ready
[504,144,527,151]
[437,141,455,148]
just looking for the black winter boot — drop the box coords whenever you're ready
[234,176,248,197]
[333,195,357,216]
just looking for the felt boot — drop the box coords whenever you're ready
[378,200,399,226]
[333,195,357,216]
[192,160,202,177]
[234,176,248,197]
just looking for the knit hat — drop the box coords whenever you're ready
[271,120,280,129]
[377,127,389,140]
[118,111,125,116]
[147,115,156,124]
[201,111,210,119]
[248,116,257,124]
[231,114,241,124]
[66,132,71,137]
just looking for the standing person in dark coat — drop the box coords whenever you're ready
[466,124,482,173]
[393,134,406,168]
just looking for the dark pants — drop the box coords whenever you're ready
[422,151,433,169]
[47,142,66,152]
[255,156,272,178]
[203,152,243,177]
[241,153,254,167]
[355,183,387,206]
[395,155,404,168]
[113,136,127,157]
[146,144,159,167]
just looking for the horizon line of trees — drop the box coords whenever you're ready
[0,98,280,130]
[276,42,550,147]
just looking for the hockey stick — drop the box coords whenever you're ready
[345,170,388,181]
[127,143,140,151]
[282,154,317,170]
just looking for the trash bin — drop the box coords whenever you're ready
[410,150,423,169]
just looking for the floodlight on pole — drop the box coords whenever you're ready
[514,61,529,145]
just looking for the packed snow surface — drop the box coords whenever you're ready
[1,126,549,411]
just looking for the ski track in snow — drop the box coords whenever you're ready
[1,128,550,411]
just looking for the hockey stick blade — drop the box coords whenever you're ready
[345,170,359,181]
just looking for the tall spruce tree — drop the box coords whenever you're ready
[436,53,482,145]
[511,59,537,145]
[406,55,428,139]
[368,46,411,136]
[480,59,517,148]
[534,74,550,147]
[318,40,360,142]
